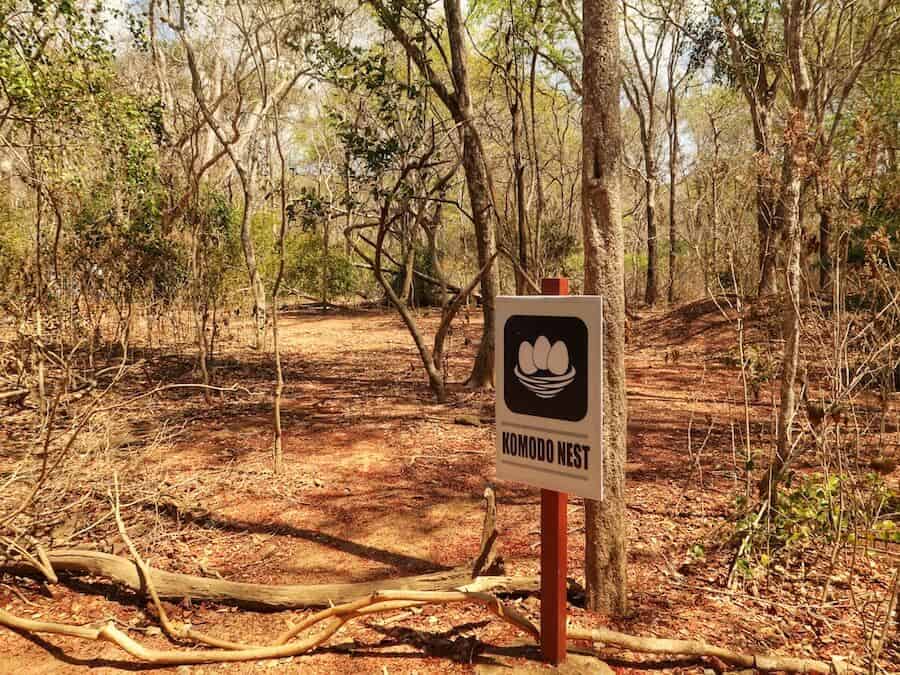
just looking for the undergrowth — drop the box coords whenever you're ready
[730,472,898,579]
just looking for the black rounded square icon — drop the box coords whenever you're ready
[503,314,588,421]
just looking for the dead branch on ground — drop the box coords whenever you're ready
[0,590,839,672]
[568,625,836,674]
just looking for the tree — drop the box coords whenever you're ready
[663,5,690,303]
[804,0,897,290]
[149,0,318,348]
[582,0,628,615]
[308,41,492,400]
[369,0,500,387]
[621,0,670,306]
[715,1,783,296]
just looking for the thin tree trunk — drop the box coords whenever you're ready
[760,0,811,500]
[322,215,331,306]
[238,181,266,349]
[709,113,721,293]
[757,180,779,296]
[513,102,528,296]
[582,0,628,616]
[667,100,679,304]
[644,172,658,305]
[191,233,212,402]
[272,114,288,476]
[506,28,528,296]
[818,203,832,291]
[527,4,545,279]
[33,163,47,416]
[400,222,415,306]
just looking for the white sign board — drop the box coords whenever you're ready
[495,296,604,500]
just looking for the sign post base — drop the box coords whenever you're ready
[540,488,567,664]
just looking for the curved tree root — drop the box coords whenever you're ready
[0,596,838,672]
[0,589,538,665]
[568,626,835,674]
[0,485,838,671]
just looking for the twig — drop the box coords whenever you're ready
[111,473,258,651]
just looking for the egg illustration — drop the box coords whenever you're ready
[533,336,551,370]
[547,341,570,375]
[518,341,538,374]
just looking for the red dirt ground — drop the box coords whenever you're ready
[1,302,897,673]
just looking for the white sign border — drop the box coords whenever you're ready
[495,296,604,501]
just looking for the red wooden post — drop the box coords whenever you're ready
[540,276,568,664]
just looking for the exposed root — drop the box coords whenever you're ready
[568,625,834,674]
[0,589,538,665]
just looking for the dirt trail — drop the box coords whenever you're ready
[0,304,894,673]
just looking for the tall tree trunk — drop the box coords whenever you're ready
[512,96,528,296]
[667,105,678,304]
[709,113,721,293]
[763,142,804,500]
[760,0,811,501]
[442,0,499,387]
[527,7,546,279]
[461,126,499,386]
[272,112,288,476]
[582,0,628,616]
[644,170,658,305]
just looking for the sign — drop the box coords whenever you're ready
[495,296,604,501]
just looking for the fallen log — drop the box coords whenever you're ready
[2,549,539,609]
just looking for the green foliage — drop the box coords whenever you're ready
[289,188,329,232]
[322,45,428,184]
[0,0,114,118]
[731,473,899,579]
[284,232,358,302]
[64,82,179,305]
[187,192,242,312]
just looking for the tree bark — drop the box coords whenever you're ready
[666,88,679,304]
[760,0,811,501]
[442,0,500,387]
[3,550,537,610]
[644,171,658,305]
[708,111,721,293]
[238,189,267,350]
[818,200,833,290]
[757,178,779,296]
[512,95,528,296]
[582,0,628,616]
